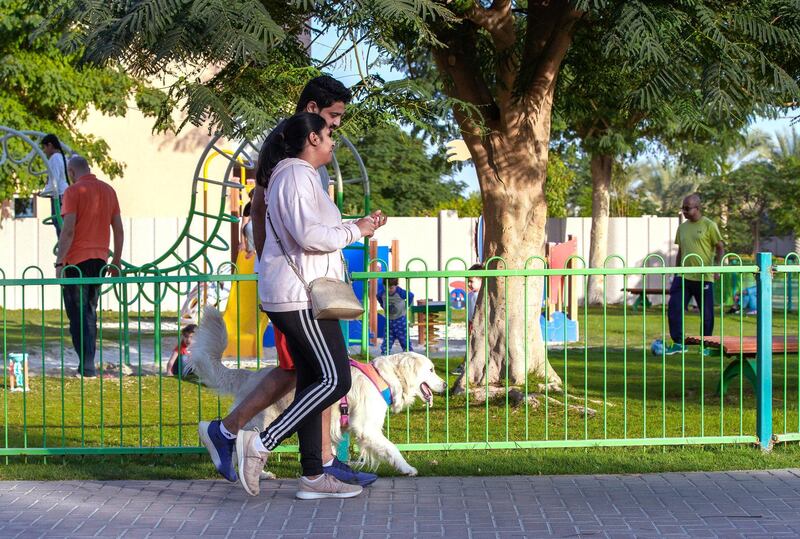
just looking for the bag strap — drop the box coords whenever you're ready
[266,210,310,292]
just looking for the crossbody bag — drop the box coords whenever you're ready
[266,210,364,320]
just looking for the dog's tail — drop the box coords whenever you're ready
[184,306,234,394]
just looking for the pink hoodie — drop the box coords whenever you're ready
[258,158,362,312]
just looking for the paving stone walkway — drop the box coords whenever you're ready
[2,470,800,538]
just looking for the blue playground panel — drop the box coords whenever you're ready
[540,311,579,343]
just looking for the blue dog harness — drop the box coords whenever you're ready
[339,359,392,427]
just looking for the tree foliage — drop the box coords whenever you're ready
[0,0,161,200]
[51,0,800,388]
[337,122,464,216]
[699,161,779,254]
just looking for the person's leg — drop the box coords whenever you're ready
[76,260,104,376]
[396,317,411,352]
[200,363,296,482]
[321,406,334,463]
[61,276,82,365]
[221,368,296,434]
[702,281,715,337]
[668,276,689,344]
[50,197,62,237]
[237,309,354,497]
[259,311,350,472]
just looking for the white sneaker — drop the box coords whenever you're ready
[295,473,363,500]
[236,429,269,496]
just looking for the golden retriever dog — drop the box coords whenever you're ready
[188,307,447,476]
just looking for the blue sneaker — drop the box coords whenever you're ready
[664,342,686,355]
[199,420,237,482]
[324,457,377,487]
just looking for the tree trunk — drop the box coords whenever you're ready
[430,1,582,393]
[449,108,563,392]
[587,153,613,304]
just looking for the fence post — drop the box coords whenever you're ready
[755,252,773,451]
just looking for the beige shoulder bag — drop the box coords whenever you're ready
[266,210,364,320]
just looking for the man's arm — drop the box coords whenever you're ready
[714,240,724,265]
[252,185,266,261]
[675,246,681,267]
[110,214,124,274]
[55,213,76,274]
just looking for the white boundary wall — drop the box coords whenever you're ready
[2,213,682,310]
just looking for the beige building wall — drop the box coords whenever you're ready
[79,105,229,219]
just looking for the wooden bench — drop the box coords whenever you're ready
[684,335,799,395]
[624,287,670,311]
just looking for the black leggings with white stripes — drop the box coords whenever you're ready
[261,309,351,476]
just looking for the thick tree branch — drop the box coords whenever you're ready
[524,6,583,114]
[467,0,515,52]
[432,22,499,127]
[466,1,517,119]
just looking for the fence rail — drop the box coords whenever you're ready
[1,253,798,460]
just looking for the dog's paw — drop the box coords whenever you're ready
[259,470,276,480]
[404,467,418,477]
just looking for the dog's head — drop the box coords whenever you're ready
[374,352,447,411]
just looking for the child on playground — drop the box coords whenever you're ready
[377,278,413,355]
[453,263,483,375]
[166,324,197,377]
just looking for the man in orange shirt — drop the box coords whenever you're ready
[55,156,124,378]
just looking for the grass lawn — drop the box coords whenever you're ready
[2,305,800,480]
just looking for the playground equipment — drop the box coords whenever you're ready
[474,215,580,344]
[222,249,267,358]
[5,353,29,392]
[0,127,73,231]
[2,124,372,362]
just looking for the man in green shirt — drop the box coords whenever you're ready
[664,193,724,355]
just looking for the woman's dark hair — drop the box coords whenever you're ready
[180,324,197,347]
[296,75,352,112]
[41,133,71,185]
[242,202,251,218]
[255,112,327,188]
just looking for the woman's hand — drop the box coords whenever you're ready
[355,210,387,237]
[370,210,387,229]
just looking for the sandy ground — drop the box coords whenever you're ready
[13,322,470,377]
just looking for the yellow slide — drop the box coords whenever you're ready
[223,250,268,358]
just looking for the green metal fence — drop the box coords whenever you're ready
[1,253,797,460]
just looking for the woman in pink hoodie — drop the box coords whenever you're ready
[236,112,386,500]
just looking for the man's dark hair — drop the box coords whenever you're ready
[387,278,399,286]
[295,75,352,112]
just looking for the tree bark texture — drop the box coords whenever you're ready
[431,1,582,392]
[587,153,613,304]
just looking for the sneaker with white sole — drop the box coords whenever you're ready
[295,473,363,500]
[236,428,269,496]
[198,420,237,482]
[323,457,378,487]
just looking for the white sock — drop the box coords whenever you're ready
[323,458,334,467]
[218,422,236,440]
[252,434,269,453]
[303,474,324,483]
